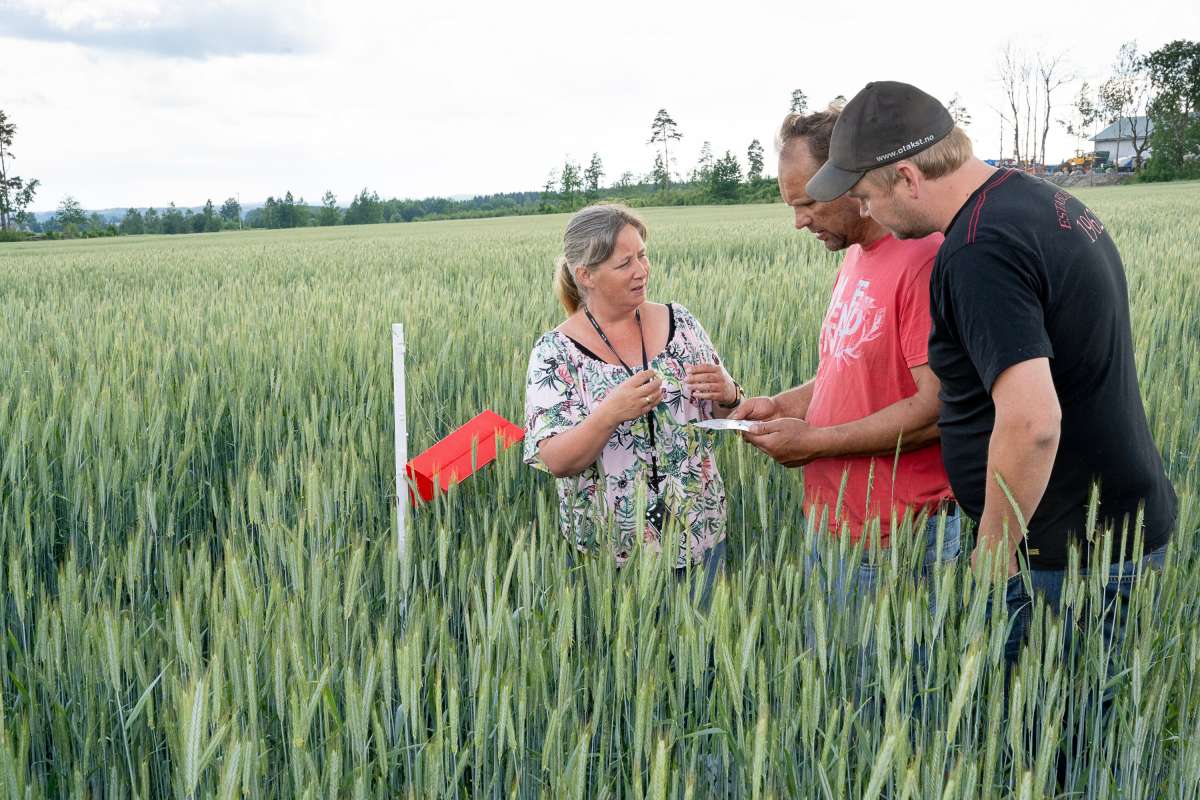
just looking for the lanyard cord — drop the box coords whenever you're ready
[582,306,663,493]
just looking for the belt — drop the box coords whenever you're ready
[934,499,958,515]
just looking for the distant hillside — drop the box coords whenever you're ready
[32,202,267,223]
[27,194,517,224]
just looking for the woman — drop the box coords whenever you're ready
[523,204,741,595]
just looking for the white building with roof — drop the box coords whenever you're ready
[1092,117,1153,168]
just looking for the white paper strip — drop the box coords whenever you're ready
[691,418,757,432]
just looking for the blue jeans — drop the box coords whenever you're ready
[992,542,1169,668]
[802,509,961,710]
[990,543,1169,791]
[804,507,963,603]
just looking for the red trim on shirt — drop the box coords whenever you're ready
[967,169,1017,244]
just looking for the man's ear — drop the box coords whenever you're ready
[896,162,922,199]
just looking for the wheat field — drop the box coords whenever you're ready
[0,182,1198,798]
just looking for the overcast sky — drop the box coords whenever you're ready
[2,0,1196,211]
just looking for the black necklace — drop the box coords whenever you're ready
[582,306,666,499]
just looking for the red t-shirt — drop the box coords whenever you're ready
[802,233,953,546]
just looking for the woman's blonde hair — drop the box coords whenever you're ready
[555,204,648,315]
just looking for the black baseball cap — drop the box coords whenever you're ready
[806,81,955,202]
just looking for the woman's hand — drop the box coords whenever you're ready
[599,370,663,426]
[684,363,737,405]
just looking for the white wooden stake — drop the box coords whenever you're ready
[391,324,409,569]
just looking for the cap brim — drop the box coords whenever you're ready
[805,161,864,202]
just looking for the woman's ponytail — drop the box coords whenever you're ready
[555,255,582,315]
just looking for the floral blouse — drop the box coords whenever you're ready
[523,304,728,567]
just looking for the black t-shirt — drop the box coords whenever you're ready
[929,169,1177,568]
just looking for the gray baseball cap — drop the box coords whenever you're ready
[806,81,955,202]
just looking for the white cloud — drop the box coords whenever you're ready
[1,0,325,57]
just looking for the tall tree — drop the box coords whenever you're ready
[319,191,340,226]
[539,169,559,212]
[998,43,1032,164]
[559,160,582,205]
[997,44,1069,166]
[1060,81,1102,152]
[998,113,1006,162]
[219,197,241,225]
[1144,39,1200,178]
[162,202,186,234]
[691,141,714,183]
[201,199,220,232]
[584,153,604,198]
[710,151,743,200]
[344,189,384,225]
[55,195,86,232]
[790,89,808,114]
[1098,43,1152,170]
[746,139,765,183]
[259,197,277,229]
[0,109,40,231]
[120,208,144,235]
[1037,53,1073,167]
[648,109,682,188]
[294,196,311,227]
[278,191,297,228]
[651,152,669,191]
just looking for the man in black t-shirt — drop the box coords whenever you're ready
[805,82,1177,657]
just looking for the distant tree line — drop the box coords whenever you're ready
[534,142,775,216]
[239,189,560,229]
[29,197,237,238]
[21,189,568,238]
[9,101,793,241]
[5,46,1199,243]
[531,107,784,217]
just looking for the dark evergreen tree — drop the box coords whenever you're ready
[710,151,743,200]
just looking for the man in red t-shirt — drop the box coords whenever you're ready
[734,108,957,591]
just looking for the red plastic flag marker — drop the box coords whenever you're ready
[406,410,524,506]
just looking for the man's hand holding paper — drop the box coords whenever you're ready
[740,417,828,467]
[727,395,780,422]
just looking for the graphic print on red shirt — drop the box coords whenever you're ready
[802,233,954,546]
[820,272,888,368]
